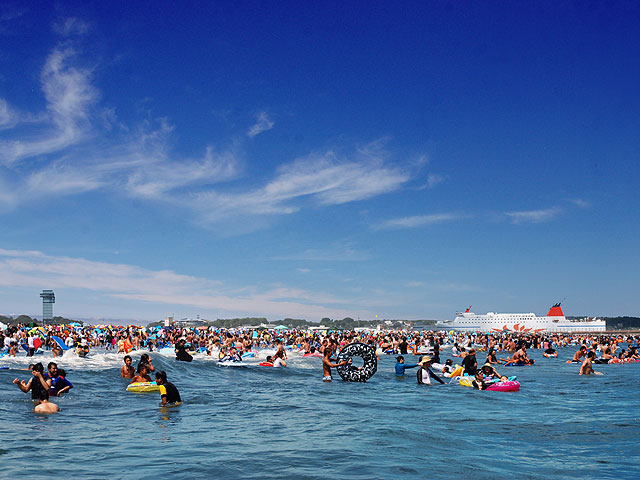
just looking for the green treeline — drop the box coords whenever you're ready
[0,315,74,326]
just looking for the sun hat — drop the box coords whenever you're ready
[419,355,432,364]
[482,362,492,368]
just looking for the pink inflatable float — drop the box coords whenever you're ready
[486,380,520,392]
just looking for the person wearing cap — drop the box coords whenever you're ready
[479,362,505,381]
[416,355,445,385]
[395,356,419,376]
[472,362,509,390]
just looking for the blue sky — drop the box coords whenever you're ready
[0,1,638,323]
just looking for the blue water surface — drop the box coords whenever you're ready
[1,347,638,479]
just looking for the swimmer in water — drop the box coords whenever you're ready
[130,364,152,384]
[272,350,287,367]
[568,345,587,363]
[137,353,154,373]
[579,351,603,375]
[473,363,508,389]
[34,389,59,414]
[52,369,73,396]
[121,355,135,378]
[155,371,181,406]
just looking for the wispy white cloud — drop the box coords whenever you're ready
[406,281,424,288]
[195,150,411,223]
[568,198,590,208]
[505,206,562,224]
[0,47,97,165]
[426,173,444,188]
[0,33,416,230]
[52,17,90,36]
[273,241,372,262]
[0,98,45,130]
[373,213,462,231]
[26,162,105,196]
[247,111,274,138]
[0,249,371,321]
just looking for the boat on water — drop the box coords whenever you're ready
[435,303,606,333]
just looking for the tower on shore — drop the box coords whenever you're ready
[40,290,55,323]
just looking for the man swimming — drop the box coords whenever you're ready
[155,371,181,405]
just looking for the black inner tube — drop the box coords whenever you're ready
[336,342,377,382]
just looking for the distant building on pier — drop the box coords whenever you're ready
[40,290,55,323]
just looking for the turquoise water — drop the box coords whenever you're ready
[2,347,638,479]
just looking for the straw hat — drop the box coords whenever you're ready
[418,355,432,365]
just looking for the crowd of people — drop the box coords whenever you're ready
[5,321,639,412]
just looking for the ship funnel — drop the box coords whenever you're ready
[546,302,564,317]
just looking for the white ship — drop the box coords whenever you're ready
[436,303,606,333]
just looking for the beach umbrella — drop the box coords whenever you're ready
[0,322,6,331]
[274,325,287,330]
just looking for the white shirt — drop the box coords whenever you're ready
[419,368,431,384]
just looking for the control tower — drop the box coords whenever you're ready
[40,290,55,323]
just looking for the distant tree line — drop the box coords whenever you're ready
[603,316,640,330]
[0,315,75,326]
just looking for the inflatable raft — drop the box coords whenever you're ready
[127,381,160,393]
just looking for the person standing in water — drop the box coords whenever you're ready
[579,351,604,375]
[155,371,181,405]
[395,356,419,376]
[416,356,445,385]
[13,362,49,401]
[34,390,59,414]
[322,346,351,382]
[121,355,135,378]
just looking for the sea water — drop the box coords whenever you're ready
[1,347,638,479]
